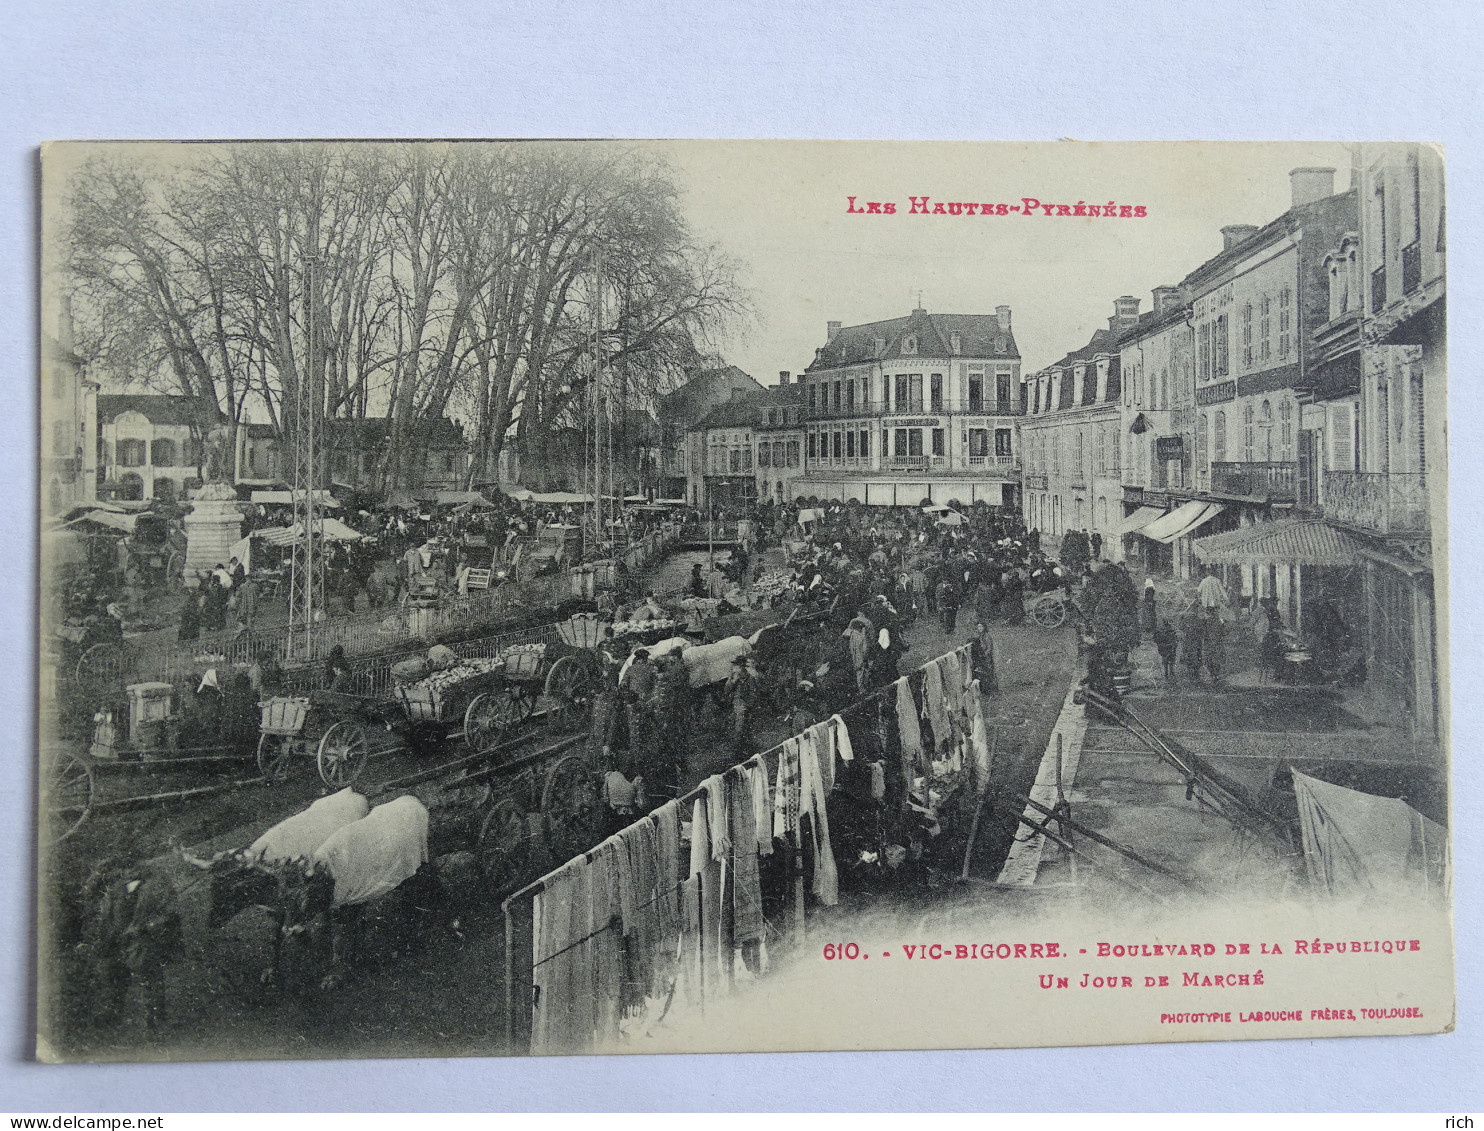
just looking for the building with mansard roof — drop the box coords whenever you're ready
[793,304,1023,507]
[1019,299,1136,556]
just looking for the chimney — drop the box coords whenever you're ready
[996,305,1012,332]
[827,321,842,342]
[1151,285,1181,315]
[1221,224,1259,251]
[1108,295,1141,333]
[1290,166,1336,209]
[778,371,791,385]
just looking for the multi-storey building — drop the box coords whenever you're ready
[754,373,805,504]
[1317,143,1445,745]
[98,394,209,503]
[1116,287,1196,572]
[657,365,764,501]
[682,388,766,509]
[1020,298,1138,557]
[793,306,1022,507]
[41,300,98,516]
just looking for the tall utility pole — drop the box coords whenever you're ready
[585,252,612,558]
[288,254,323,662]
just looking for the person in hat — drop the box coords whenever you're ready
[725,655,758,757]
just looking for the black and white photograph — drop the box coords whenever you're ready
[34,139,1452,1064]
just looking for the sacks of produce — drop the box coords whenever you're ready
[391,657,430,684]
[683,635,751,688]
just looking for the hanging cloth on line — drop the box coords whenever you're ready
[895,676,926,772]
[799,729,839,906]
[747,756,774,855]
[921,658,953,757]
[728,765,766,945]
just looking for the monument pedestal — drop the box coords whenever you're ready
[184,481,245,585]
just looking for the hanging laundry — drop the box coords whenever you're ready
[798,731,839,906]
[921,658,952,756]
[895,676,926,772]
[728,766,766,946]
[531,859,579,1054]
[830,714,855,765]
[815,721,837,794]
[653,799,683,945]
[968,679,992,794]
[702,775,731,861]
[747,757,773,855]
[690,795,723,997]
[589,840,625,1046]
[773,737,802,841]
[870,760,887,800]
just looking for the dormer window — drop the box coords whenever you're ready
[902,335,917,355]
[950,332,961,355]
[874,337,887,356]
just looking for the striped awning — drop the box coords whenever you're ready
[1140,500,1225,545]
[1118,505,1166,535]
[1193,519,1363,567]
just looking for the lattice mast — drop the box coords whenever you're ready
[288,255,323,662]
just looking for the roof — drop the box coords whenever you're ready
[658,366,763,425]
[1180,189,1359,294]
[694,388,769,432]
[1193,519,1363,567]
[1115,301,1190,347]
[806,308,1019,371]
[98,394,214,427]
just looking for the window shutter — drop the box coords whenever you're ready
[1329,403,1354,470]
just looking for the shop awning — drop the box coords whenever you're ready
[435,490,497,507]
[1140,500,1224,545]
[251,489,339,507]
[529,491,595,505]
[1118,505,1166,535]
[1193,519,1363,567]
[66,509,138,534]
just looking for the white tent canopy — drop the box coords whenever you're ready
[529,491,596,505]
[251,489,339,508]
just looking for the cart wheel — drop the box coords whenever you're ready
[478,797,532,895]
[1032,594,1067,628]
[256,733,294,784]
[544,657,594,729]
[317,721,370,788]
[540,753,600,862]
[75,643,125,695]
[464,687,533,753]
[46,749,94,845]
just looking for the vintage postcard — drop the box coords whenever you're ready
[35,140,1451,1062]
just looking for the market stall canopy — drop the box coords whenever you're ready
[1139,500,1224,545]
[65,509,138,534]
[435,490,497,507]
[1118,505,1167,535]
[935,511,967,526]
[251,489,339,507]
[797,507,824,525]
[529,491,595,505]
[1193,519,1362,568]
[654,498,688,506]
[254,517,364,547]
[920,504,950,514]
[1292,770,1448,898]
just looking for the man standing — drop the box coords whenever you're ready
[725,656,758,758]
[935,573,960,636]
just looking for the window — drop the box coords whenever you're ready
[845,380,856,412]
[117,438,146,467]
[808,384,817,411]
[997,372,1012,408]
[894,375,909,411]
[894,428,908,456]
[833,381,842,411]
[1094,426,1105,474]
[908,429,923,456]
[968,428,988,457]
[931,428,945,456]
[832,431,842,459]
[1241,303,1253,367]
[1279,400,1293,459]
[1213,410,1227,462]
[930,373,943,412]
[1215,314,1229,377]
[52,420,67,457]
[1243,402,1254,462]
[950,332,961,355]
[902,334,917,355]
[859,430,869,458]
[908,374,923,412]
[1159,368,1169,409]
[968,374,984,413]
[1198,323,1212,381]
[1330,403,1355,470]
[1196,413,1209,484]
[808,433,817,460]
[1259,296,1272,362]
[758,442,770,468]
[1278,287,1292,358]
[1107,424,1120,474]
[846,431,856,458]
[789,441,800,468]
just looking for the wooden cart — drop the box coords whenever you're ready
[256,691,380,788]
